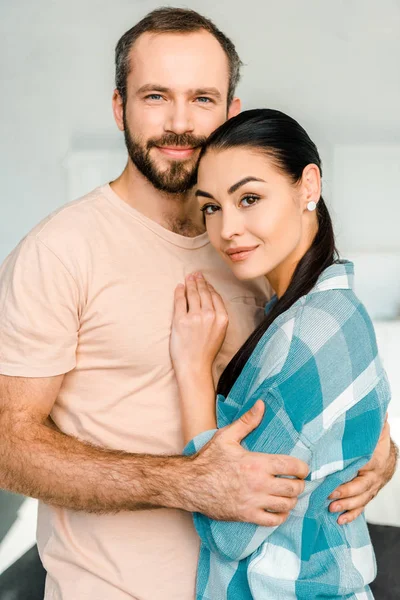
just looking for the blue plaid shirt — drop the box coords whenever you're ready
[184,261,390,600]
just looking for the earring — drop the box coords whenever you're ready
[307,201,317,212]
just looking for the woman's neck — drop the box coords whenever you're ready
[267,220,319,298]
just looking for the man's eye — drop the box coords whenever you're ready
[200,204,220,216]
[240,195,259,208]
[145,94,163,101]
[196,97,212,104]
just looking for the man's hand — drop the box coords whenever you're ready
[188,400,309,527]
[0,376,306,522]
[329,420,399,524]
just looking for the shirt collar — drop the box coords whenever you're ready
[264,260,354,314]
[311,260,354,294]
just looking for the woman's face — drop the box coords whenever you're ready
[196,147,320,293]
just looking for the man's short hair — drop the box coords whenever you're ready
[115,7,242,107]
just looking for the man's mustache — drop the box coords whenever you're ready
[147,133,208,150]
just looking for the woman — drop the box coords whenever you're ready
[170,109,390,599]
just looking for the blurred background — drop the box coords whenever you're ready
[0,0,399,598]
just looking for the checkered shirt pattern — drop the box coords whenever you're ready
[184,261,390,600]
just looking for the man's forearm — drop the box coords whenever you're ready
[0,396,311,526]
[384,438,399,486]
[0,416,194,513]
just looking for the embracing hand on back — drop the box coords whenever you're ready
[329,418,397,524]
[170,271,229,377]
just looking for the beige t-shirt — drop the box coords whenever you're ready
[0,184,269,600]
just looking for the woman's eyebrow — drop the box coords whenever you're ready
[195,190,215,199]
[195,177,266,200]
[228,176,266,194]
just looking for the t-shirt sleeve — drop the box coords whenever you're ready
[0,235,80,377]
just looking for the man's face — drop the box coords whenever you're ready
[115,30,240,194]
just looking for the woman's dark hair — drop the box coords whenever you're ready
[201,109,339,398]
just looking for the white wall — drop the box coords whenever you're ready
[333,145,400,253]
[331,145,400,320]
[1,0,400,263]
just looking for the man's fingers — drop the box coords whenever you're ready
[252,510,288,528]
[329,490,373,514]
[268,454,309,480]
[270,477,306,498]
[221,400,265,443]
[329,472,373,501]
[337,508,364,525]
[260,495,297,513]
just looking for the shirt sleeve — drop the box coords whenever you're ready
[183,300,389,562]
[0,235,80,377]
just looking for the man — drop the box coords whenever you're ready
[0,7,396,600]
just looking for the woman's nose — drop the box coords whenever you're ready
[220,210,244,240]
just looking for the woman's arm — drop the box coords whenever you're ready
[182,295,390,561]
[185,382,387,561]
[170,272,228,444]
[175,368,216,445]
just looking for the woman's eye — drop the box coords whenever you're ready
[200,204,220,216]
[240,195,259,208]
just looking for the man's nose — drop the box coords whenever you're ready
[164,100,194,135]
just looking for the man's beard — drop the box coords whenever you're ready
[123,115,208,194]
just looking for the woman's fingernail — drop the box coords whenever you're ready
[330,491,340,500]
[335,504,342,512]
[187,274,194,280]
[196,272,204,278]
[339,517,348,525]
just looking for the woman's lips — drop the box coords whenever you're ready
[156,146,197,159]
[225,246,259,262]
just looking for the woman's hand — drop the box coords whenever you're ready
[170,272,229,379]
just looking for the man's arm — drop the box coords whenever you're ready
[329,420,398,524]
[0,375,307,523]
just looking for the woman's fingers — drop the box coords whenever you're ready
[194,272,214,311]
[173,284,187,318]
[185,272,228,333]
[185,274,201,313]
[207,282,228,320]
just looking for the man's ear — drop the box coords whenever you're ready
[227,97,241,120]
[112,89,125,132]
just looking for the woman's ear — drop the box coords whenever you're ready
[301,164,321,209]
